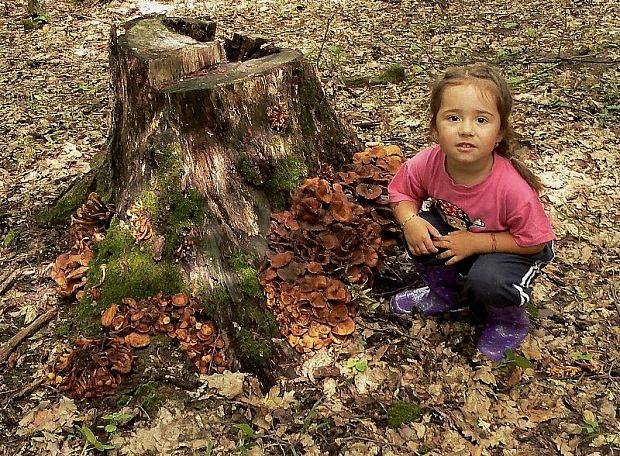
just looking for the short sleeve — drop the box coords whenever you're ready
[506,194,555,246]
[387,154,429,206]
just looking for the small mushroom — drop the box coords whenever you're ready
[101,304,118,327]
[126,332,150,348]
[172,292,189,307]
[355,183,383,200]
[268,251,294,268]
[331,318,356,336]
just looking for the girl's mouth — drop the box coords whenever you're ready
[456,142,475,149]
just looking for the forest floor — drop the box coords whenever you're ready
[1,0,619,455]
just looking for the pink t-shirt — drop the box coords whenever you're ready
[388,144,555,247]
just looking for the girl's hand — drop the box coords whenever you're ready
[403,216,441,256]
[433,231,477,265]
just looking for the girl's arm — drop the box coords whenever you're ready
[434,230,545,265]
[390,201,420,226]
[390,201,441,255]
[480,231,546,255]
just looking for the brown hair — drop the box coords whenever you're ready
[429,64,542,192]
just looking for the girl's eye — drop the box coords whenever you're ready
[448,115,459,121]
[477,117,488,124]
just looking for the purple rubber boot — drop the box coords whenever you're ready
[390,264,465,316]
[477,305,530,361]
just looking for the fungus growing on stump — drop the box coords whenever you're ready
[55,15,362,383]
[259,144,404,353]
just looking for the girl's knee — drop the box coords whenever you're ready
[464,269,511,303]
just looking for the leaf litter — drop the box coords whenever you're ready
[1,0,619,455]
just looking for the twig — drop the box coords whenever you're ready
[353,120,380,130]
[513,98,597,118]
[74,14,113,25]
[315,13,337,69]
[610,270,620,318]
[0,308,57,364]
[2,377,45,409]
[557,5,569,57]
[0,267,23,296]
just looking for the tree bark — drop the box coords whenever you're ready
[94,15,361,382]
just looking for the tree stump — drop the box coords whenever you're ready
[86,16,361,383]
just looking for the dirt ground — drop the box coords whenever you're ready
[1,0,619,455]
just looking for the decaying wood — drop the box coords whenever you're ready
[105,16,360,292]
[96,16,360,380]
[0,308,57,364]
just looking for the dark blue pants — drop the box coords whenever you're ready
[411,210,554,309]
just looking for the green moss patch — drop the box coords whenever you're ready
[37,176,93,225]
[378,64,407,84]
[344,64,408,88]
[200,285,230,317]
[227,252,277,337]
[85,217,184,310]
[142,145,208,257]
[238,156,264,187]
[266,155,308,210]
[387,401,424,428]
[69,297,105,337]
[229,252,263,299]
[234,328,273,366]
[135,381,167,409]
[165,188,206,228]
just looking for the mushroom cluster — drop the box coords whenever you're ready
[50,193,234,397]
[259,144,404,352]
[127,202,153,243]
[69,192,115,252]
[51,292,231,398]
[266,100,289,131]
[51,192,114,297]
[50,250,93,298]
[50,337,134,398]
[173,227,197,262]
[337,144,404,243]
[101,292,232,375]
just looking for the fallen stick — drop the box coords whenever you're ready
[0,268,23,296]
[2,377,46,410]
[0,308,57,364]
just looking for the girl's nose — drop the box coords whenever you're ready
[459,120,474,135]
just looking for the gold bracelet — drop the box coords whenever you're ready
[400,213,418,228]
[491,233,497,252]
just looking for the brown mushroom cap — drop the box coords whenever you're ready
[332,318,356,336]
[329,193,355,223]
[101,304,118,327]
[355,183,383,200]
[318,232,339,250]
[309,292,327,308]
[172,292,189,307]
[126,332,150,348]
[268,251,294,268]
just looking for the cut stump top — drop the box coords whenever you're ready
[119,16,303,90]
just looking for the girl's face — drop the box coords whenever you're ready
[434,82,503,179]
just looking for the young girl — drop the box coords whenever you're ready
[388,64,555,361]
